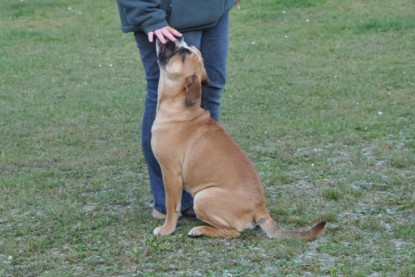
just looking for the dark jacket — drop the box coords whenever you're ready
[117,0,235,33]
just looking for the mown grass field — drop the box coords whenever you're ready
[1,0,414,276]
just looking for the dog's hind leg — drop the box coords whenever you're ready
[188,225,240,238]
[189,189,248,238]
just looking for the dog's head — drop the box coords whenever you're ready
[157,38,209,106]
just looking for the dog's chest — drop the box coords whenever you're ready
[151,123,188,159]
[151,125,170,149]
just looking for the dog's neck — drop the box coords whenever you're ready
[155,80,209,123]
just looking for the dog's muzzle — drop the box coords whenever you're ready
[157,38,191,67]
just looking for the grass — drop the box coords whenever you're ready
[0,0,414,275]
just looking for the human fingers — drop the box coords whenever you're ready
[153,29,167,44]
[147,30,166,43]
[158,27,178,42]
[167,26,183,38]
[150,26,182,44]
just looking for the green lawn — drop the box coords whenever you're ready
[1,0,414,276]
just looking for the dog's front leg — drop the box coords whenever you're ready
[153,169,183,236]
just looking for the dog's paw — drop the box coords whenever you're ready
[153,225,175,236]
[187,227,203,238]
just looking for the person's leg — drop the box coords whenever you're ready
[134,32,194,215]
[134,32,165,214]
[200,12,230,121]
[182,13,229,121]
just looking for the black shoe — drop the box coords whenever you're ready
[181,206,196,218]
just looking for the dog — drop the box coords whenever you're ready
[151,38,325,240]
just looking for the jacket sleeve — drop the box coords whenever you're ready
[117,0,168,33]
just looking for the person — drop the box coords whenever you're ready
[116,0,238,218]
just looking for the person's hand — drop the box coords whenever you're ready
[235,0,241,5]
[148,26,182,44]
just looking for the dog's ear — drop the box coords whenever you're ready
[201,78,210,86]
[185,74,202,106]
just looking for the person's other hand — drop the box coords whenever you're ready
[148,26,182,44]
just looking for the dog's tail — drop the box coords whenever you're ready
[255,211,326,241]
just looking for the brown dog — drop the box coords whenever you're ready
[151,38,325,240]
